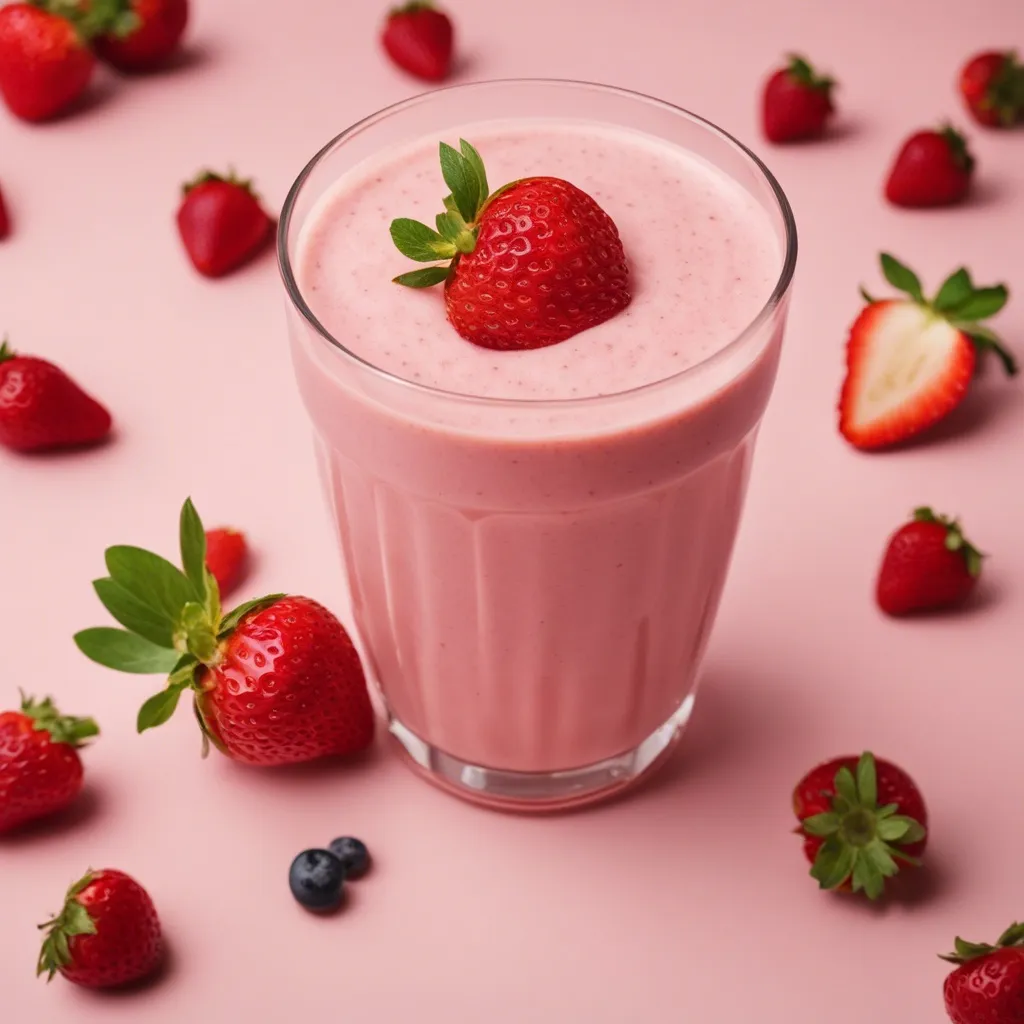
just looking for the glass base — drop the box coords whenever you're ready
[388,694,695,812]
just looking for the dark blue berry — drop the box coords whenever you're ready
[328,836,370,879]
[288,849,345,912]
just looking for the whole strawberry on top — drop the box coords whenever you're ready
[390,138,631,350]
[94,0,189,72]
[38,869,162,988]
[793,751,928,900]
[762,54,836,143]
[381,1,453,82]
[0,694,98,833]
[877,508,982,616]
[885,125,975,208]
[943,923,1024,1023]
[75,499,374,766]
[838,253,1016,450]
[0,338,113,452]
[959,50,1024,128]
[176,170,274,278]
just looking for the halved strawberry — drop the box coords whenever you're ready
[838,254,1016,450]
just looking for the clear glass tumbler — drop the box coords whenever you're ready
[279,79,796,811]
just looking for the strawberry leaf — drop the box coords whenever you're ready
[105,545,199,623]
[959,324,1018,377]
[393,266,451,289]
[880,253,924,303]
[801,812,841,837]
[217,594,285,637]
[953,285,1009,321]
[439,142,482,222]
[389,218,456,263]
[856,751,877,805]
[459,138,489,199]
[932,268,973,312]
[876,816,912,841]
[137,680,191,733]
[179,498,209,601]
[810,836,856,890]
[74,627,181,674]
[833,765,858,805]
[92,577,175,648]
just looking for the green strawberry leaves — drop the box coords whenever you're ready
[36,871,99,981]
[940,922,1024,965]
[913,507,984,577]
[866,253,1017,377]
[786,53,834,92]
[390,218,458,263]
[20,694,99,747]
[74,628,181,674]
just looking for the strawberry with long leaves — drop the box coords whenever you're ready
[74,499,374,766]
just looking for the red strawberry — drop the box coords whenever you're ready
[942,923,1024,1023]
[0,339,113,452]
[205,526,248,596]
[381,1,453,82]
[959,50,1024,128]
[176,170,274,278]
[0,182,9,238]
[885,126,975,207]
[37,869,162,988]
[390,138,631,350]
[0,694,98,833]
[838,253,1016,450]
[877,507,982,616]
[94,0,189,72]
[762,53,836,143]
[793,751,928,900]
[75,499,374,767]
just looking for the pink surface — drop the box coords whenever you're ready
[0,0,1021,1019]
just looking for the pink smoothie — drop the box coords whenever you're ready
[288,119,786,779]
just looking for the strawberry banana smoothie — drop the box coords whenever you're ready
[282,83,794,809]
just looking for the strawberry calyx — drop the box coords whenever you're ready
[390,0,436,13]
[980,51,1024,126]
[786,53,834,94]
[940,922,1024,965]
[390,138,520,289]
[36,871,98,981]
[801,751,927,900]
[27,0,139,41]
[182,169,258,198]
[73,499,283,742]
[19,693,99,747]
[939,123,975,174]
[912,507,984,577]
[0,338,15,364]
[859,253,1017,377]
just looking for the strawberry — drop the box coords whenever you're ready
[762,53,836,143]
[942,923,1024,1023]
[838,253,1016,450]
[0,338,113,452]
[877,507,982,616]
[94,0,189,72]
[885,126,975,208]
[37,869,162,988]
[959,50,1024,128]
[390,138,631,350]
[74,499,374,767]
[381,1,453,82]
[205,526,248,596]
[793,751,928,900]
[0,694,98,833]
[0,181,9,238]
[176,170,274,278]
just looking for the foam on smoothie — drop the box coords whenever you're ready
[296,120,780,401]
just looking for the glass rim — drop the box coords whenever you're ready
[277,77,798,408]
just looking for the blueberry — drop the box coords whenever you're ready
[288,849,345,912]
[328,836,370,879]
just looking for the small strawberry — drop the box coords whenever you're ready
[959,50,1024,128]
[37,869,162,988]
[0,182,9,238]
[204,526,247,596]
[75,499,374,767]
[0,339,113,452]
[942,923,1024,1023]
[793,751,928,900]
[94,0,189,72]
[762,53,836,143]
[838,253,1016,450]
[381,1,453,82]
[390,138,631,350]
[885,125,975,207]
[0,694,98,833]
[877,507,982,616]
[176,170,274,278]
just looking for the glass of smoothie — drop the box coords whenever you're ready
[279,79,796,811]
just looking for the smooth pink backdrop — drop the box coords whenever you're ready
[1,0,1022,1020]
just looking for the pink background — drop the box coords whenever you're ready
[1,0,1022,1020]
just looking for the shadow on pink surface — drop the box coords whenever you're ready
[0,785,104,846]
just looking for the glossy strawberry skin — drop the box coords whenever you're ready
[381,5,453,82]
[196,597,374,766]
[793,755,929,871]
[444,176,631,351]
[0,350,112,452]
[176,179,273,278]
[205,527,247,596]
[945,947,1024,1024]
[877,521,978,615]
[0,4,94,122]
[59,871,162,988]
[94,0,188,71]
[0,712,84,833]
[885,131,973,208]
[762,68,833,142]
